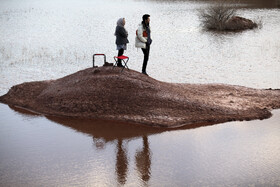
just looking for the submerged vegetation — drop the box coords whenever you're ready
[198,1,259,31]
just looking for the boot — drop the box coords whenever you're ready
[142,71,148,76]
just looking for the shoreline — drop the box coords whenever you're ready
[1,66,280,128]
[7,103,280,132]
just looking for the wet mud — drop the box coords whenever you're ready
[1,67,280,128]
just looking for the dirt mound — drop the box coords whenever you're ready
[1,67,279,128]
[225,16,258,31]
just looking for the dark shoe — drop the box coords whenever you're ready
[117,63,124,67]
[142,71,149,76]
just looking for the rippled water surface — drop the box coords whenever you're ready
[0,0,280,95]
[0,0,280,186]
[1,104,280,186]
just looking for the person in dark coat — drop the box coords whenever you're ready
[115,18,129,67]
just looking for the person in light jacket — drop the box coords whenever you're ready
[135,14,152,75]
[115,18,129,67]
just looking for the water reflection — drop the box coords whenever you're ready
[4,105,280,186]
[116,139,128,185]
[8,105,209,185]
[135,136,151,184]
[47,117,155,186]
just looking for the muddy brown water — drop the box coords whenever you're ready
[1,104,280,186]
[0,0,280,186]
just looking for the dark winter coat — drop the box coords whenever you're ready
[115,26,129,45]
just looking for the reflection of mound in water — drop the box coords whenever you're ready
[45,115,164,142]
[48,115,153,185]
[7,105,154,186]
[8,104,219,140]
[46,112,153,185]
[8,105,280,186]
[1,66,280,128]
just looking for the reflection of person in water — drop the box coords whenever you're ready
[92,135,151,185]
[135,136,151,183]
[92,137,106,150]
[115,139,128,185]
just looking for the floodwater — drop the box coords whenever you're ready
[1,104,280,186]
[0,0,280,94]
[0,0,280,186]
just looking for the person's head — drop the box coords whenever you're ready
[123,18,126,25]
[117,18,125,27]
[142,14,150,25]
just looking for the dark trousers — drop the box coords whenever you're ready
[141,44,150,73]
[117,48,124,65]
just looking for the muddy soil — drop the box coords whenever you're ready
[1,67,279,128]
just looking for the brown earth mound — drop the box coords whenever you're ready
[0,67,279,128]
[225,16,258,31]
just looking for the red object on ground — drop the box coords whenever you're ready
[113,55,129,72]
